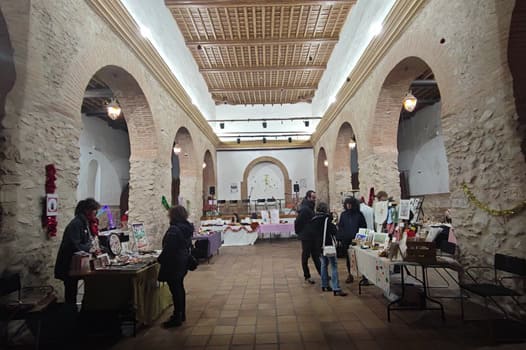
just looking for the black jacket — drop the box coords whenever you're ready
[54,214,92,280]
[294,198,315,239]
[303,213,337,247]
[157,220,194,282]
[338,209,367,242]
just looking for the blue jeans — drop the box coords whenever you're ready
[321,255,341,291]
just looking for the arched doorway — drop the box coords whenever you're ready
[369,57,449,216]
[333,122,359,204]
[202,150,216,214]
[79,68,132,229]
[241,156,292,209]
[316,147,329,204]
[172,127,198,213]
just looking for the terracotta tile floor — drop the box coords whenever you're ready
[111,240,522,350]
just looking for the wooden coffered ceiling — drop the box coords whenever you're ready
[165,0,356,105]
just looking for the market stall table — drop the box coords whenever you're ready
[257,223,295,239]
[350,246,445,321]
[79,262,171,332]
[192,231,222,262]
[222,225,258,246]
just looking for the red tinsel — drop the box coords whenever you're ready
[45,164,57,238]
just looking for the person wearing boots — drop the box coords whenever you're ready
[158,205,194,328]
[307,202,347,296]
[294,190,320,284]
[338,197,367,283]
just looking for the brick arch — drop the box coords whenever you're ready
[241,156,292,208]
[173,127,198,207]
[367,56,442,199]
[316,147,329,204]
[333,122,359,197]
[202,149,216,201]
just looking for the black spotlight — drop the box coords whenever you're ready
[288,137,292,143]
[197,44,202,50]
[237,137,240,144]
[262,121,267,128]
[304,121,309,127]
[220,122,225,129]
[263,137,267,144]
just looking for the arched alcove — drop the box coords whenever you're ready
[86,159,99,200]
[241,156,292,208]
[333,122,359,204]
[173,127,198,212]
[202,150,216,214]
[316,147,329,204]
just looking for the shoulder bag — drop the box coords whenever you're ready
[322,217,337,257]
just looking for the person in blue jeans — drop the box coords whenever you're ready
[304,202,348,296]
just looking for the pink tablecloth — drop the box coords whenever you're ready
[257,223,295,238]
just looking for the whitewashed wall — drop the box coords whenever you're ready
[217,149,315,200]
[78,115,130,205]
[397,102,449,195]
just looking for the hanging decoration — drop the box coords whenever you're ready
[162,195,171,210]
[45,164,58,238]
[461,182,526,217]
[368,187,375,207]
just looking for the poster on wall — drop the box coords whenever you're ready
[230,183,238,193]
[399,199,411,220]
[131,223,148,250]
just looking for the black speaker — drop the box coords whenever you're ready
[293,184,300,193]
[209,186,215,195]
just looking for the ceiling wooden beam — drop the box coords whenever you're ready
[200,65,326,73]
[210,86,316,93]
[187,37,338,47]
[166,1,355,8]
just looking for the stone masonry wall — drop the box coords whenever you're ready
[0,0,216,290]
[316,0,526,273]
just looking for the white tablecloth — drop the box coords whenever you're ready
[222,226,258,246]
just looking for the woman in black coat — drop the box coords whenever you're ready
[158,205,194,328]
[54,198,100,305]
[338,197,367,283]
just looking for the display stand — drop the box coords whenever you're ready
[409,196,425,223]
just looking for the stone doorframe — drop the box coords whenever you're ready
[240,156,292,208]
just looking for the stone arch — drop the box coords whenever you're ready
[316,147,329,204]
[172,127,198,213]
[333,122,359,201]
[241,156,292,208]
[367,56,448,201]
[202,150,216,212]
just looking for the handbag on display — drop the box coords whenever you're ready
[322,217,337,257]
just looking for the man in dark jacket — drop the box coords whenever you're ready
[338,197,367,283]
[295,190,320,284]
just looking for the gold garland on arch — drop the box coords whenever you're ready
[461,182,526,217]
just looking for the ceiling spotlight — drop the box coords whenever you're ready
[106,98,122,120]
[304,121,309,127]
[197,44,202,50]
[263,137,267,144]
[237,137,241,144]
[288,137,292,143]
[402,91,418,112]
[202,162,207,169]
[262,121,267,128]
[173,143,181,154]
[220,122,225,129]
[309,56,313,61]
[348,139,356,149]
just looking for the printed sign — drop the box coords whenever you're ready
[46,194,58,216]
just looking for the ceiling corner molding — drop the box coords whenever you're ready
[86,0,220,146]
[311,0,427,144]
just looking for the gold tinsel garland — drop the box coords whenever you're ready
[461,182,526,217]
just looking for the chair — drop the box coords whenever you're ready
[0,273,56,349]
[459,253,526,321]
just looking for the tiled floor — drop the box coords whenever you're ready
[111,240,523,350]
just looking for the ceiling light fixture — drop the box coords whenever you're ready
[324,160,328,167]
[262,121,267,128]
[106,98,122,120]
[263,137,267,144]
[237,137,241,144]
[173,143,181,155]
[220,122,225,129]
[402,91,418,112]
[304,121,309,127]
[288,137,292,143]
[348,138,357,150]
[202,162,207,169]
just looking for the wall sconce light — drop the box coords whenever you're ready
[323,160,328,167]
[348,138,356,149]
[263,137,267,144]
[202,162,207,169]
[173,143,181,154]
[304,121,309,127]
[219,122,225,129]
[262,121,267,128]
[237,137,241,144]
[106,98,122,120]
[402,91,418,112]
[288,137,292,143]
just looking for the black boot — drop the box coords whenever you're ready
[162,313,182,328]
